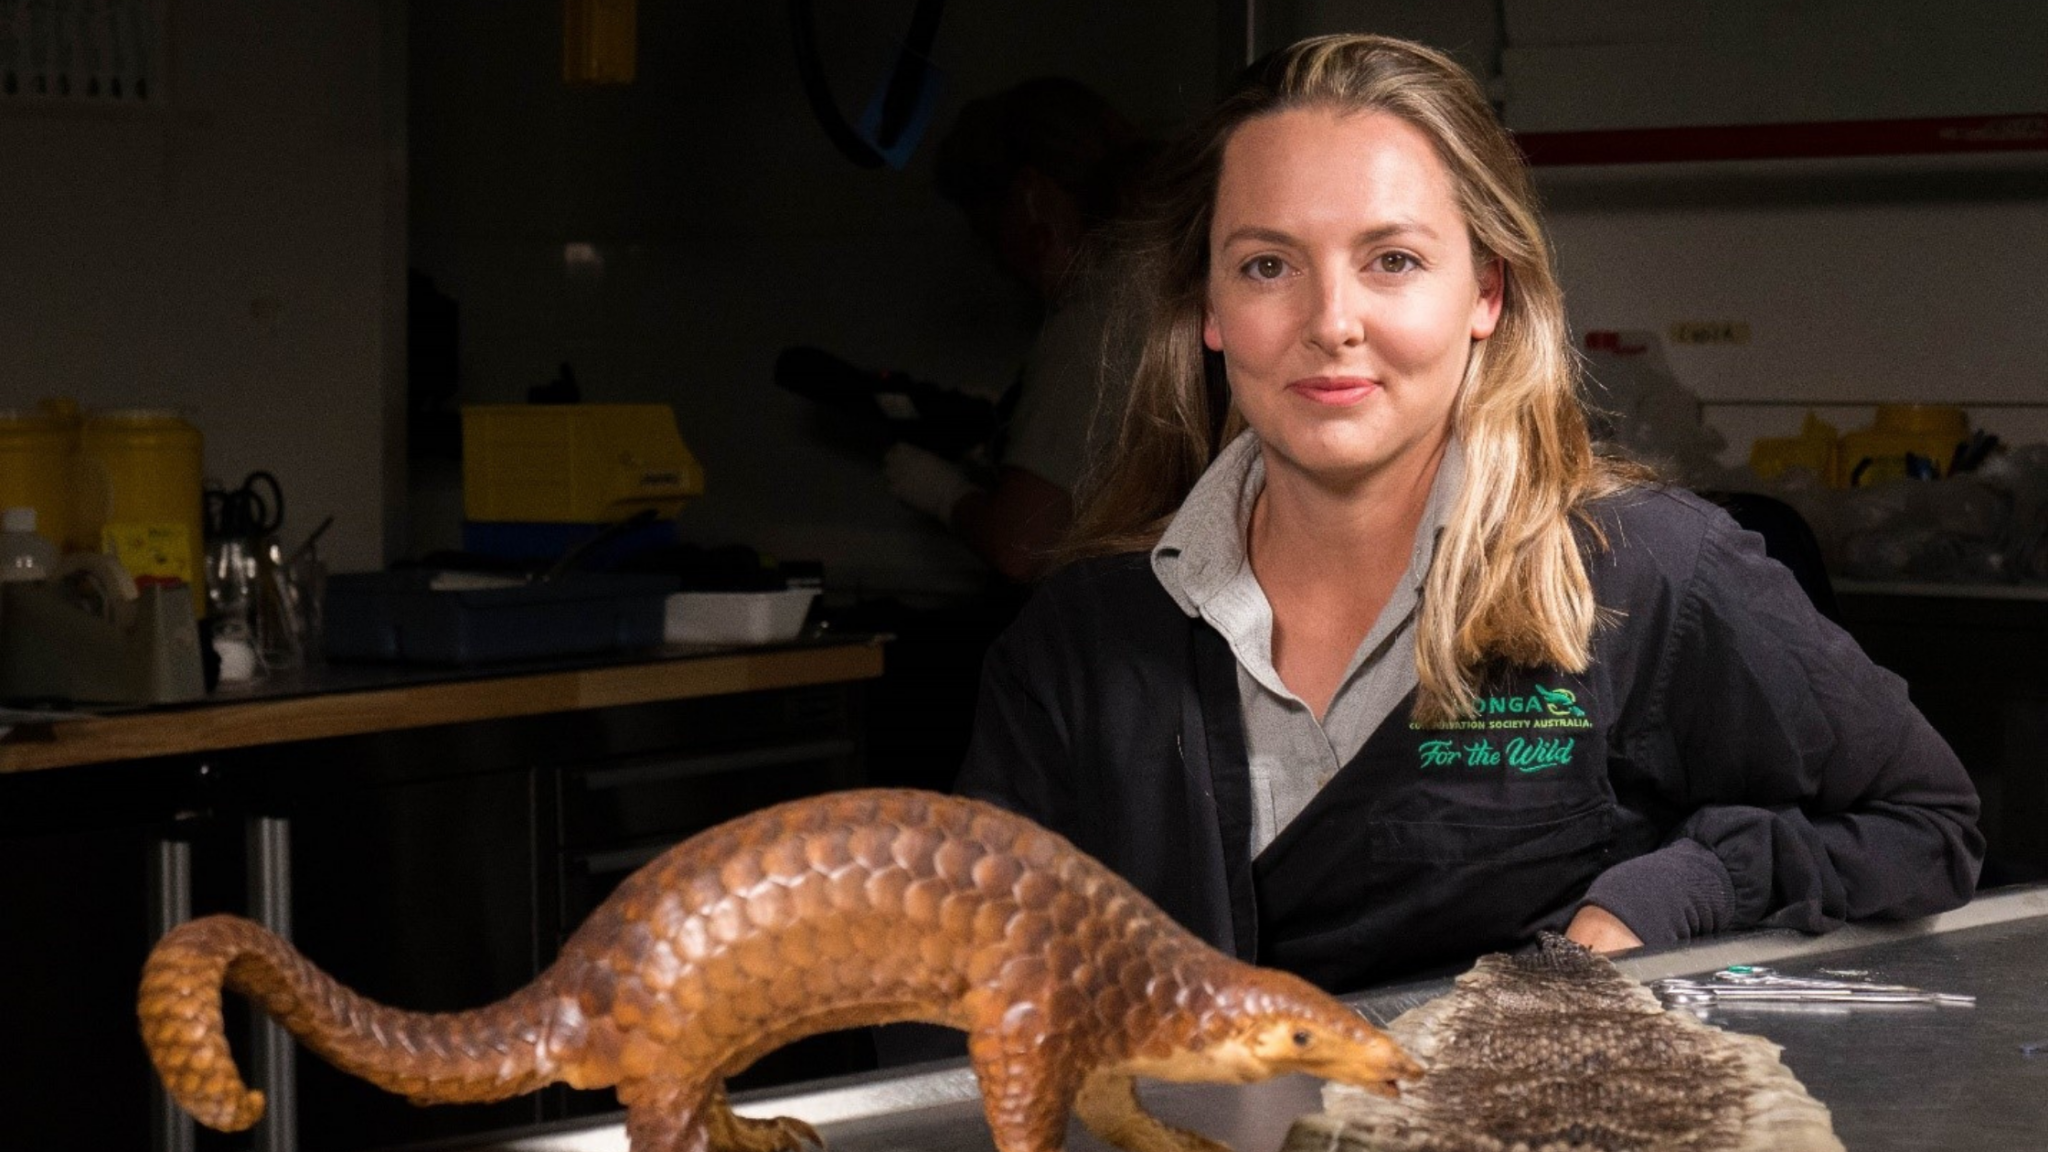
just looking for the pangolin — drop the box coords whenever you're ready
[1280,934,1842,1152]
[139,788,1418,1152]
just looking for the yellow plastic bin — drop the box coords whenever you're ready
[0,407,79,552]
[78,409,207,616]
[461,404,704,524]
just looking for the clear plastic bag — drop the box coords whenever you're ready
[1760,443,2048,584]
[1580,330,1730,487]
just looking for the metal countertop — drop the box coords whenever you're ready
[395,887,2048,1152]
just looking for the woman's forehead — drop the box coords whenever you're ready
[1212,107,1463,243]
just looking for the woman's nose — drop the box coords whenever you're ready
[1304,268,1366,352]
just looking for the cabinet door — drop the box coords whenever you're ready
[288,762,545,1152]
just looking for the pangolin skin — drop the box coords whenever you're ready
[1284,935,1843,1152]
[139,789,1418,1152]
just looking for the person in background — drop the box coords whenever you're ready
[955,35,1982,993]
[882,77,1151,582]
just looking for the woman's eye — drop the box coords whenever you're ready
[1374,252,1419,274]
[1243,255,1288,281]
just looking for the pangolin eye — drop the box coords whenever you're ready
[1293,1030,1312,1047]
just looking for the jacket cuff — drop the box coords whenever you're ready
[1581,840,1736,947]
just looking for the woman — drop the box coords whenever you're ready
[954,35,1981,993]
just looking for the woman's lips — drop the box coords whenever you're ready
[1287,376,1380,406]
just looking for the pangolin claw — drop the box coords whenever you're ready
[720,1113,822,1152]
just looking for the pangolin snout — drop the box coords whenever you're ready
[1342,1034,1424,1097]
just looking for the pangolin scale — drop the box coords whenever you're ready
[139,788,1417,1152]
[1282,935,1843,1152]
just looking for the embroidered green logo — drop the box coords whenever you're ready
[1417,736,1575,774]
[1474,685,1585,717]
[1419,739,1461,767]
[1533,684,1586,717]
[1410,681,1593,733]
[1508,736,1576,773]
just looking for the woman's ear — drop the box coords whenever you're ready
[1471,259,1504,341]
[1203,304,1224,352]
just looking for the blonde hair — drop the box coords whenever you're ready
[1067,34,1638,724]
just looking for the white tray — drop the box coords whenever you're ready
[663,588,819,645]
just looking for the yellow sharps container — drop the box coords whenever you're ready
[78,409,207,616]
[0,407,79,553]
[1840,405,1969,487]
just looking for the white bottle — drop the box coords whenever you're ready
[0,506,59,582]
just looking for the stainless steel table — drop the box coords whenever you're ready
[390,887,2048,1152]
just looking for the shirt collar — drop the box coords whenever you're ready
[1151,431,1466,618]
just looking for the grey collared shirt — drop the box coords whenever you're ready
[1151,431,1465,853]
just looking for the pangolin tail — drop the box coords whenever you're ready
[138,914,563,1131]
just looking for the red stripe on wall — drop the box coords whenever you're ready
[1514,114,2048,166]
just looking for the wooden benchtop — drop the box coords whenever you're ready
[0,639,885,775]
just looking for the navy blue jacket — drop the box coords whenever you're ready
[956,486,1983,993]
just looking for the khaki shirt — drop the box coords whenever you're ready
[1151,431,1465,852]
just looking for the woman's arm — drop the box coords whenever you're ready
[1582,515,1984,947]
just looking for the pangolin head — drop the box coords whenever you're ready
[1237,971,1423,1097]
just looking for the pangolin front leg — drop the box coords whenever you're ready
[1075,1071,1231,1152]
[968,1025,1084,1152]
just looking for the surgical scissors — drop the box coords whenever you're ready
[1651,965,1974,1008]
[205,470,285,540]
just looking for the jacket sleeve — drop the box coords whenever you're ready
[1585,514,1984,946]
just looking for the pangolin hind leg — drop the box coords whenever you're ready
[701,1083,821,1152]
[1075,1071,1231,1152]
[619,1079,821,1152]
[619,1078,715,1152]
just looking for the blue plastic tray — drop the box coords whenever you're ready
[323,570,675,664]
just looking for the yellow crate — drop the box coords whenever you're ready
[1841,405,1968,487]
[462,404,703,523]
[1749,411,1841,486]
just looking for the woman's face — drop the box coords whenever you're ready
[1204,106,1501,492]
